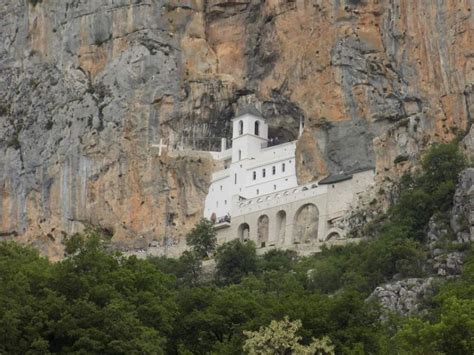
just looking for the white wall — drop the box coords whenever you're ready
[204,172,232,219]
[204,118,300,220]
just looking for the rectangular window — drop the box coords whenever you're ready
[256,189,259,195]
[262,168,266,178]
[220,185,223,190]
[253,171,256,180]
[282,163,286,172]
[272,166,276,175]
[234,173,237,184]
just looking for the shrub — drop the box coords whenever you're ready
[215,240,258,284]
[185,218,217,259]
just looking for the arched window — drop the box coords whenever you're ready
[238,150,242,160]
[262,168,266,178]
[254,121,260,136]
[282,163,286,172]
[293,203,319,243]
[238,223,250,241]
[257,215,269,247]
[276,210,287,243]
[238,120,243,135]
[272,166,276,175]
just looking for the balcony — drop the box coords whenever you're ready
[213,215,231,230]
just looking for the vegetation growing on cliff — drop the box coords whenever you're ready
[0,143,471,354]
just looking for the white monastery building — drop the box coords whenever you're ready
[204,110,375,252]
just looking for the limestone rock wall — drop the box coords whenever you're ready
[0,0,472,258]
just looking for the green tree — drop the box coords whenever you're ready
[215,239,258,284]
[395,298,474,354]
[260,249,298,272]
[243,316,335,355]
[185,218,217,259]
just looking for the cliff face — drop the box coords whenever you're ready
[0,0,472,259]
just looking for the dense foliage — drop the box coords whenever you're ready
[0,143,471,354]
[185,218,217,259]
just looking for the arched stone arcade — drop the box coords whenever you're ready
[238,223,250,241]
[276,210,286,244]
[257,215,269,247]
[293,203,319,243]
[324,228,344,241]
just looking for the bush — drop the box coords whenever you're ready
[260,249,298,272]
[215,240,258,284]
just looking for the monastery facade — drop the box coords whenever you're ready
[204,111,375,252]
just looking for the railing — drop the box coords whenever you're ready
[261,138,284,149]
[174,137,224,152]
[237,182,325,210]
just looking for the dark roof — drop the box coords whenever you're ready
[318,173,353,185]
[233,106,263,119]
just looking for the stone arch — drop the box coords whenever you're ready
[276,210,286,243]
[325,228,344,241]
[238,223,250,241]
[257,215,269,247]
[293,203,319,243]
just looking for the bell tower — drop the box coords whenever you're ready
[231,111,268,162]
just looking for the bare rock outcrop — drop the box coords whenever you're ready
[368,278,435,317]
[450,168,474,243]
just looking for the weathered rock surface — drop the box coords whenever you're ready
[368,278,435,317]
[0,0,472,258]
[451,168,474,242]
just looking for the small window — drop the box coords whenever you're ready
[216,201,218,207]
[273,184,276,190]
[238,150,242,160]
[282,163,286,172]
[255,121,260,136]
[238,120,243,135]
[262,169,266,178]
[256,189,259,195]
[253,171,256,180]
[234,173,237,184]
[272,166,276,175]
[220,185,223,191]
[225,200,227,205]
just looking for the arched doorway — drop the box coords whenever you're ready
[293,203,319,243]
[257,215,269,247]
[238,223,250,241]
[325,229,343,241]
[276,210,286,243]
